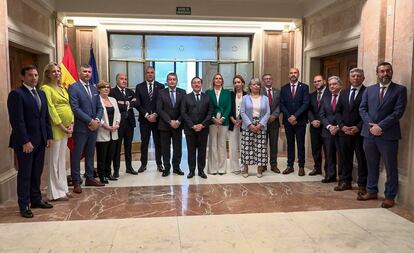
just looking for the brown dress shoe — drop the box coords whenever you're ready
[270,165,280,174]
[381,199,395,208]
[85,178,105,187]
[334,182,352,191]
[282,166,294,175]
[73,183,82,194]
[357,192,378,201]
[308,169,322,176]
[357,186,367,196]
[298,167,305,176]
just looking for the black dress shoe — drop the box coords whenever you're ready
[99,177,109,184]
[162,170,170,177]
[173,168,184,175]
[334,182,352,191]
[157,165,164,172]
[308,169,322,176]
[126,168,138,175]
[107,175,118,181]
[198,172,208,179]
[282,166,294,175]
[218,173,224,175]
[113,172,120,178]
[20,207,33,218]
[187,172,195,179]
[138,166,147,173]
[321,177,337,183]
[31,200,53,209]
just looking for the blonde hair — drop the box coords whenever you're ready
[42,62,62,86]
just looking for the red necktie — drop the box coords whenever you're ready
[380,86,385,102]
[267,88,273,105]
[291,85,296,98]
[331,94,338,112]
[317,91,322,108]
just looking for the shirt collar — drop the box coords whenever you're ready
[146,80,154,85]
[380,81,391,88]
[117,85,125,92]
[80,79,89,86]
[290,81,299,86]
[23,83,36,91]
[351,84,363,90]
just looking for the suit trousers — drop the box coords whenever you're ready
[284,124,306,167]
[207,125,228,174]
[47,137,69,200]
[16,145,45,208]
[96,140,117,178]
[113,120,134,171]
[267,120,280,166]
[228,126,242,172]
[160,128,182,171]
[71,131,97,182]
[139,122,162,166]
[310,126,326,172]
[338,134,367,186]
[323,135,340,179]
[363,138,399,199]
[185,132,208,173]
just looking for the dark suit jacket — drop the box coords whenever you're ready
[109,86,136,128]
[261,86,281,127]
[134,81,164,124]
[308,88,330,123]
[359,82,407,140]
[68,81,103,134]
[8,86,52,149]
[336,86,366,136]
[319,93,341,138]
[228,91,247,131]
[280,82,310,125]
[156,87,186,131]
[181,92,213,135]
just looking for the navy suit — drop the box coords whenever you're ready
[359,82,407,199]
[134,81,165,167]
[280,82,309,167]
[68,81,103,182]
[156,87,186,171]
[336,86,367,186]
[8,85,52,209]
[308,88,329,172]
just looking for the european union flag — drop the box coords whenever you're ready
[88,46,99,85]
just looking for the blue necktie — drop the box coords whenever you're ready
[170,90,176,107]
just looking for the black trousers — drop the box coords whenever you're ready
[185,132,208,173]
[113,120,134,172]
[160,128,182,171]
[323,135,340,179]
[310,125,327,172]
[338,134,367,186]
[96,140,116,178]
[15,145,45,208]
[267,121,280,166]
[139,122,162,166]
[284,124,306,167]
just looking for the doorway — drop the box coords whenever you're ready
[9,45,39,90]
[320,49,358,88]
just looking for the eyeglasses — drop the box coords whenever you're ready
[100,86,111,89]
[313,80,322,83]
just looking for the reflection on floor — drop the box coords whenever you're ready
[0,159,413,252]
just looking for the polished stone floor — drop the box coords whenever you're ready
[0,158,413,252]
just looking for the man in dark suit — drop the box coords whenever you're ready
[261,74,281,173]
[134,66,164,173]
[280,67,309,176]
[319,76,342,183]
[109,73,138,177]
[181,77,213,179]
[308,74,329,176]
[156,73,186,177]
[7,65,53,218]
[358,62,407,208]
[68,64,105,194]
[335,68,367,193]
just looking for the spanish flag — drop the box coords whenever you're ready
[60,43,78,89]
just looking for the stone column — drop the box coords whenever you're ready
[0,0,16,203]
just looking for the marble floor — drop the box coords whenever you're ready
[0,158,413,252]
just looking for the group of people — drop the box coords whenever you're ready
[7,61,406,218]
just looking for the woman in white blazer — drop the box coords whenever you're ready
[96,81,121,183]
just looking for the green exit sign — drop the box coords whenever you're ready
[176,7,191,15]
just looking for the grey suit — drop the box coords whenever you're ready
[261,87,281,166]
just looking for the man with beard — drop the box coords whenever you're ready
[308,74,329,176]
[110,73,138,177]
[358,62,407,208]
[335,68,367,193]
[280,68,309,176]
